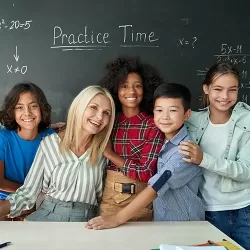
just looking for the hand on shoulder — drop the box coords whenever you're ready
[51,122,66,132]
[178,140,203,165]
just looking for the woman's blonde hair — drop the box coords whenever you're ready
[60,85,115,166]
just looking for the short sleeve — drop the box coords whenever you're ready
[0,132,7,161]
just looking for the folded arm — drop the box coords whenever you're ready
[105,127,163,182]
[179,139,250,182]
[6,145,45,218]
[0,161,22,193]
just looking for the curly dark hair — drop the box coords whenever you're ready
[99,56,164,114]
[0,82,51,132]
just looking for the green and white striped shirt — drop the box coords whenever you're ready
[7,133,106,217]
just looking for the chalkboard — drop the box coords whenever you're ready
[1,0,250,122]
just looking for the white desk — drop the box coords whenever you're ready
[0,221,244,250]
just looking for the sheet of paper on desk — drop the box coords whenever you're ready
[159,245,226,250]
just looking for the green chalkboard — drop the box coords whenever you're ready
[0,0,250,121]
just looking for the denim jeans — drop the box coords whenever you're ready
[205,205,250,250]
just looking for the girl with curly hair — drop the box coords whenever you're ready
[99,56,164,221]
[0,82,54,220]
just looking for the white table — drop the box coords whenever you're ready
[0,221,244,250]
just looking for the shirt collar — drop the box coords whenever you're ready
[119,111,148,124]
[165,125,188,146]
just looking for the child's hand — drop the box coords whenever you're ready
[21,206,35,216]
[85,215,120,230]
[51,122,66,132]
[178,141,203,165]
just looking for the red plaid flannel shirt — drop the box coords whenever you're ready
[108,112,164,183]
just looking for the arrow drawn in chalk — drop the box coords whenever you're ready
[13,46,19,62]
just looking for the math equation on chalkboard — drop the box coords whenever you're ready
[0,18,32,30]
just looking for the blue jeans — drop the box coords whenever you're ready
[205,205,250,250]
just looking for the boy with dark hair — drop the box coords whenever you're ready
[86,83,205,230]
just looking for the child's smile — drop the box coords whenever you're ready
[118,72,143,116]
[14,92,41,138]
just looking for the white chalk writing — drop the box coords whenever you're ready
[0,19,32,30]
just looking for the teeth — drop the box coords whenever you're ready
[23,119,33,122]
[218,101,229,105]
[89,120,101,127]
[126,98,136,102]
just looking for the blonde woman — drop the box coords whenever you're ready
[0,85,115,222]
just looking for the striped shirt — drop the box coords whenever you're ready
[148,125,205,221]
[6,133,106,218]
[109,112,164,182]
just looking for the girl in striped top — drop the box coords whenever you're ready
[0,85,115,222]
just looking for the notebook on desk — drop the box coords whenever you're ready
[151,239,241,250]
[159,245,226,250]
